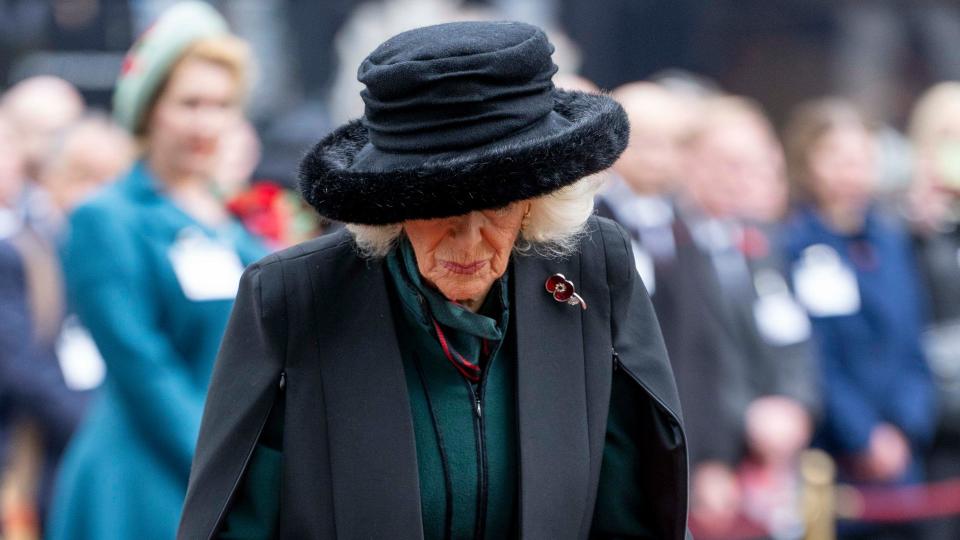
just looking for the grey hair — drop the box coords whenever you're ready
[345,173,607,259]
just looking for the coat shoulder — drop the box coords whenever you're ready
[256,228,356,269]
[240,228,364,323]
[584,215,634,289]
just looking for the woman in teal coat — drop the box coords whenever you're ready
[47,4,266,539]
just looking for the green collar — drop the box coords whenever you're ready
[385,236,509,375]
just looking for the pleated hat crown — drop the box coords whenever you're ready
[299,21,630,225]
[357,21,558,153]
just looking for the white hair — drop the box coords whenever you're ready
[346,173,607,259]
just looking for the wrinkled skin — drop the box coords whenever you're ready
[403,201,530,312]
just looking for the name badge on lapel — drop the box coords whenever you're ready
[56,315,106,391]
[752,268,811,346]
[169,227,244,301]
[631,239,656,295]
[792,244,861,317]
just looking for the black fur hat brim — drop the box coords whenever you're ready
[299,90,629,225]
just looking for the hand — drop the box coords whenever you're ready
[691,462,741,535]
[744,396,813,465]
[857,423,911,482]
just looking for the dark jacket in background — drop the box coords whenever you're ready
[910,218,960,539]
[784,206,936,482]
[0,238,86,516]
[596,197,746,466]
[678,206,819,416]
[598,195,819,467]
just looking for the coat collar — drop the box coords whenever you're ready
[512,249,594,536]
[311,244,593,538]
[307,249,425,539]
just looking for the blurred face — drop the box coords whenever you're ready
[43,127,133,211]
[2,79,84,176]
[403,201,529,309]
[211,120,260,197]
[146,58,241,179]
[615,123,685,195]
[613,90,691,195]
[806,125,877,212]
[686,122,776,219]
[736,129,788,223]
[910,138,960,229]
[0,119,26,207]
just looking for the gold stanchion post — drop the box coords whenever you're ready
[801,449,837,540]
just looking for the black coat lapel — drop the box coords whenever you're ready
[307,254,424,539]
[513,253,592,539]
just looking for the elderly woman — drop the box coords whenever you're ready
[48,4,266,540]
[179,21,688,540]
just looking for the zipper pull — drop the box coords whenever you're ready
[612,349,620,371]
[279,371,286,391]
[475,397,482,419]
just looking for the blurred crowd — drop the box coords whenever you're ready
[597,79,960,540]
[2,1,960,540]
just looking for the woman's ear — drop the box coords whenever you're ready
[521,201,533,230]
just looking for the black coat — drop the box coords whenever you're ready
[178,216,689,540]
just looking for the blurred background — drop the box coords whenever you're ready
[4,1,960,539]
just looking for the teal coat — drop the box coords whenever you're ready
[47,162,266,540]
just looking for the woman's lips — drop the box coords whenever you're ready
[440,260,486,275]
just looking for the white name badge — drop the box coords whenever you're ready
[632,239,656,296]
[752,268,811,346]
[169,228,244,301]
[56,316,106,391]
[792,244,861,317]
[754,294,812,346]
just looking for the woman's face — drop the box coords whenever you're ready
[807,125,877,211]
[146,58,241,179]
[403,201,530,309]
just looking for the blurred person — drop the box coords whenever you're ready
[38,114,135,216]
[0,109,40,540]
[680,95,819,537]
[215,118,335,250]
[0,108,99,538]
[0,76,85,241]
[0,114,26,235]
[46,4,267,540]
[597,82,694,293]
[905,82,960,540]
[210,117,260,200]
[596,82,750,536]
[783,98,936,540]
[1,77,84,182]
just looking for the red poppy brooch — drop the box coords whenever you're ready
[545,273,587,310]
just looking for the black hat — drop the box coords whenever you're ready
[299,21,629,225]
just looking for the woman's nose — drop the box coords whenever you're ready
[450,211,484,245]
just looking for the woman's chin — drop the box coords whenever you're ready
[436,280,489,304]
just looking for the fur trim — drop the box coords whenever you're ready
[299,90,629,225]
